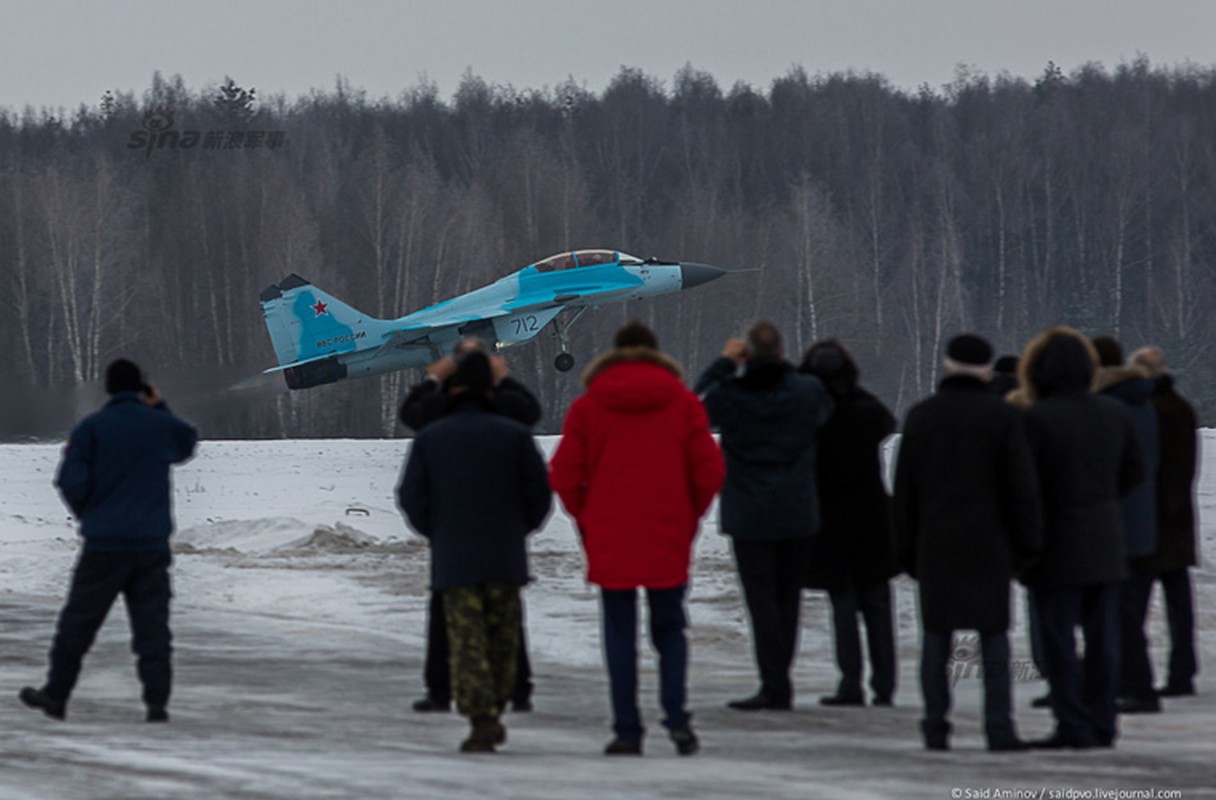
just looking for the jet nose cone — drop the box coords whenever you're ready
[680,263,727,289]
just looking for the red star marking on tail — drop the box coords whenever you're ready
[312,300,329,317]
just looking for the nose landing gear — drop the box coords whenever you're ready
[549,307,588,372]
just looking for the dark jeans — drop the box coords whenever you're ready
[600,584,690,741]
[46,550,173,707]
[425,589,532,704]
[732,537,813,705]
[1158,567,1197,691]
[1035,582,1120,746]
[1118,569,1156,701]
[920,629,1017,747]
[827,580,896,701]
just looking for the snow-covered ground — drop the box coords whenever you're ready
[2,434,1214,799]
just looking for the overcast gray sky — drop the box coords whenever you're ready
[3,0,1215,111]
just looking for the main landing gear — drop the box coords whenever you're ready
[549,308,588,372]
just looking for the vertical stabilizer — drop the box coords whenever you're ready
[259,275,388,368]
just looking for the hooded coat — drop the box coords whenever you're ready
[892,374,1043,632]
[695,357,833,541]
[1094,365,1160,560]
[1017,329,1147,588]
[549,347,724,590]
[799,351,898,590]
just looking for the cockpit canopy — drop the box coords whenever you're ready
[530,249,643,273]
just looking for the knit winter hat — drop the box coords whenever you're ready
[105,359,144,395]
[946,334,993,367]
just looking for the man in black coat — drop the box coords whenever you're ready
[398,352,552,752]
[399,337,542,713]
[893,334,1043,752]
[21,359,198,723]
[1131,346,1200,698]
[800,339,898,707]
[695,321,833,711]
[1019,328,1146,749]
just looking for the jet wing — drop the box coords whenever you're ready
[262,352,343,374]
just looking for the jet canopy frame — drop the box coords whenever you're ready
[529,249,644,273]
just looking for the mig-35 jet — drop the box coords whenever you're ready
[259,249,726,389]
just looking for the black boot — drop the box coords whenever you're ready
[412,695,451,712]
[604,738,643,755]
[19,687,66,721]
[727,691,790,711]
[669,727,699,756]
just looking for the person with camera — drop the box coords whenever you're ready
[20,359,198,723]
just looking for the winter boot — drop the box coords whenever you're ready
[669,727,699,756]
[19,687,66,721]
[604,738,643,755]
[460,717,502,753]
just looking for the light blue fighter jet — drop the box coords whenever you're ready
[259,249,726,389]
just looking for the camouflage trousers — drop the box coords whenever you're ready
[443,583,521,720]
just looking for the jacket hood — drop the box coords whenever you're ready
[1018,326,1099,402]
[582,347,687,413]
[799,340,859,399]
[1094,364,1154,403]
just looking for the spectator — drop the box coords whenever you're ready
[1019,327,1146,749]
[799,339,898,707]
[1092,335,1161,714]
[893,334,1042,751]
[695,321,833,711]
[399,337,541,714]
[397,352,551,752]
[1130,346,1200,698]
[550,321,724,756]
[20,359,198,723]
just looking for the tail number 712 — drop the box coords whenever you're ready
[511,315,540,336]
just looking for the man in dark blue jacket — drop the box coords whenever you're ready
[398,352,552,752]
[399,336,542,714]
[695,321,833,711]
[20,359,197,722]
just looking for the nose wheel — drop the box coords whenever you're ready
[555,352,575,372]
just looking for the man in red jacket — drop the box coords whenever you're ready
[550,321,724,757]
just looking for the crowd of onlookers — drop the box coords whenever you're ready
[20,321,1199,758]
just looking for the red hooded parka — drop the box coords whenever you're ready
[549,347,725,590]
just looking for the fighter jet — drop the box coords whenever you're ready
[259,248,726,389]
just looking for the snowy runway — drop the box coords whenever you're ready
[2,437,1214,799]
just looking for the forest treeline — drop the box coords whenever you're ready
[1,60,1214,438]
